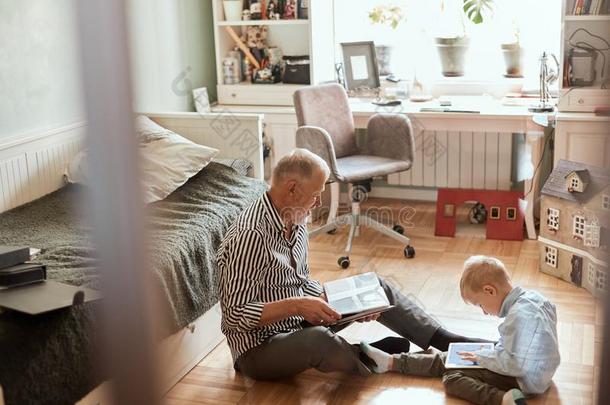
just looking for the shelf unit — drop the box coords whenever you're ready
[212,0,336,106]
[558,0,610,112]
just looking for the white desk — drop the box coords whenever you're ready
[213,95,550,239]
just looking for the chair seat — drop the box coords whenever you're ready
[335,155,412,183]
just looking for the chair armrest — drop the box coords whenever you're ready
[295,126,341,182]
[364,113,415,163]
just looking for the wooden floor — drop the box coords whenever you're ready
[165,199,602,405]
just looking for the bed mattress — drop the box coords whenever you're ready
[0,161,267,405]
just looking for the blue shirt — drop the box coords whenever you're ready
[475,286,560,394]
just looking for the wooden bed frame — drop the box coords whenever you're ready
[0,111,265,405]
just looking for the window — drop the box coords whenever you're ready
[545,246,557,268]
[597,268,607,292]
[506,207,517,221]
[443,203,455,217]
[547,208,559,230]
[333,0,561,91]
[573,215,585,239]
[571,177,579,190]
[603,194,610,211]
[584,222,601,248]
[588,263,596,287]
[490,206,500,220]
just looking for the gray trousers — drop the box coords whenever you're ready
[395,351,520,405]
[235,277,441,380]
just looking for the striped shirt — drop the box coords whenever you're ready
[217,192,324,362]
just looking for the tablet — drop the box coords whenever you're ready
[445,342,495,369]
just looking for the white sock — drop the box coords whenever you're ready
[359,342,394,373]
[502,388,527,405]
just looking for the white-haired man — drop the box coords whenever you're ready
[217,148,486,379]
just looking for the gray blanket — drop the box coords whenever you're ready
[0,161,267,405]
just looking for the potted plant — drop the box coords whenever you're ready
[435,0,494,77]
[368,4,406,76]
[500,21,523,77]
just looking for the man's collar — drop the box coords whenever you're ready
[499,286,523,318]
[262,192,287,233]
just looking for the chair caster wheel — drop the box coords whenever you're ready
[337,256,350,269]
[404,245,415,259]
[393,224,404,234]
[327,228,337,235]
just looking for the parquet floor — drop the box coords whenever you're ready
[165,199,602,405]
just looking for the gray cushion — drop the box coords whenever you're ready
[293,83,359,158]
[335,155,412,182]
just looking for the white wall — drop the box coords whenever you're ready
[128,0,217,112]
[0,0,217,140]
[0,0,85,139]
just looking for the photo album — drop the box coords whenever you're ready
[323,272,393,325]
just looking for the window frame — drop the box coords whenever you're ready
[573,215,585,239]
[545,246,558,268]
[547,207,560,230]
[588,263,596,287]
[602,194,610,211]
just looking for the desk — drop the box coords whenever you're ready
[212,95,549,239]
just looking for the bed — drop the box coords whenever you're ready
[0,113,267,405]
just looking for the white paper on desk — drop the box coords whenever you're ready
[350,55,369,80]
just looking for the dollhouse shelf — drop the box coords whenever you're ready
[217,20,310,26]
[564,15,610,21]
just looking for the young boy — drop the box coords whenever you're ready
[360,255,560,405]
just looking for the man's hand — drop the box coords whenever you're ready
[458,351,479,363]
[296,296,341,325]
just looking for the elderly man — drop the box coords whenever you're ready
[218,148,483,379]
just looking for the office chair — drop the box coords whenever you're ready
[294,83,416,268]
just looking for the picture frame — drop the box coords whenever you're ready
[192,87,211,113]
[340,41,380,92]
[490,206,501,220]
[506,207,517,221]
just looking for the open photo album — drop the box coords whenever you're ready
[323,272,393,325]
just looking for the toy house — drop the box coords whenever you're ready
[435,188,524,241]
[539,159,609,299]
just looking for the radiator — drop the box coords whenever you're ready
[387,130,513,190]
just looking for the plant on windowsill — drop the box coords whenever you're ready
[435,0,494,77]
[368,4,406,76]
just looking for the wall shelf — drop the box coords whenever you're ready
[564,15,610,21]
[217,19,310,26]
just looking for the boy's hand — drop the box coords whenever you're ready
[458,351,479,363]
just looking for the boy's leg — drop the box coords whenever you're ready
[393,351,448,377]
[442,368,521,405]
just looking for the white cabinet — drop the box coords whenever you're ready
[558,1,610,112]
[555,114,610,167]
[212,0,335,106]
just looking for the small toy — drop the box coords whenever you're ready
[435,188,524,241]
[538,159,608,298]
[267,0,278,20]
[242,9,251,20]
[283,0,296,19]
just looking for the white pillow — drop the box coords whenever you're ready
[65,115,219,203]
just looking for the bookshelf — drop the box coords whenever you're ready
[558,0,610,111]
[212,0,336,106]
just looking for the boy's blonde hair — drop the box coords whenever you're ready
[460,255,511,301]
